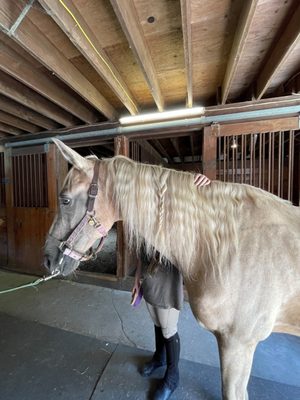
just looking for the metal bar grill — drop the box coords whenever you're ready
[217,130,296,201]
[12,153,48,207]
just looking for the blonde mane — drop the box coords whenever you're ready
[102,156,293,279]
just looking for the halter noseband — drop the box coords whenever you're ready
[52,161,108,263]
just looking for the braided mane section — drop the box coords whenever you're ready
[154,167,170,240]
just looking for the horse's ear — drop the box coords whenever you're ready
[52,138,92,171]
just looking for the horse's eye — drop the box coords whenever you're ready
[60,198,71,206]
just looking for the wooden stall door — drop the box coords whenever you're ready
[0,152,7,266]
[5,144,63,275]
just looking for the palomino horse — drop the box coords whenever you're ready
[44,139,300,400]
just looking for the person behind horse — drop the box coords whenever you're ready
[131,173,210,400]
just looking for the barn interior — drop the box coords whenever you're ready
[0,0,299,399]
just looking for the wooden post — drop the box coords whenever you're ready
[293,142,300,206]
[202,126,217,180]
[114,136,129,278]
[4,147,14,267]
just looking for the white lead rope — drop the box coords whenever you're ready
[0,271,60,295]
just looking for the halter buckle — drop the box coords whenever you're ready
[88,183,98,198]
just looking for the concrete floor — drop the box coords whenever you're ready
[0,270,300,399]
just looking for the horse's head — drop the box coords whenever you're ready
[44,139,118,276]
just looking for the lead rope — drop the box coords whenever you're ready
[0,271,60,295]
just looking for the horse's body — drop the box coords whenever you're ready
[44,139,300,400]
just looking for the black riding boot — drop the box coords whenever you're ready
[141,325,166,377]
[153,332,180,400]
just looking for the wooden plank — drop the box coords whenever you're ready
[0,130,9,138]
[0,122,23,136]
[39,0,139,116]
[222,0,259,104]
[180,0,193,107]
[0,71,78,127]
[0,4,118,121]
[202,126,217,180]
[206,94,300,116]
[153,139,173,164]
[189,134,195,165]
[170,138,182,162]
[4,147,15,267]
[136,139,165,164]
[0,110,40,133]
[114,135,129,279]
[47,144,58,210]
[0,41,98,124]
[256,3,300,99]
[0,94,59,130]
[211,116,300,137]
[110,0,164,111]
[114,135,129,157]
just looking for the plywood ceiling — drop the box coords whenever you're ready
[0,0,298,138]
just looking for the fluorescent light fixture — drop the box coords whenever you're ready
[119,106,205,125]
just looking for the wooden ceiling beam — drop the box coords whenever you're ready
[0,71,77,127]
[0,130,9,138]
[189,134,195,164]
[180,0,193,108]
[110,0,164,111]
[135,139,165,164]
[0,110,40,133]
[0,40,98,124]
[0,122,24,136]
[39,0,139,116]
[0,3,118,121]
[170,138,183,162]
[0,95,59,130]
[153,139,173,164]
[256,3,300,99]
[221,0,259,104]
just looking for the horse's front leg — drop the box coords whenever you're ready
[216,334,257,400]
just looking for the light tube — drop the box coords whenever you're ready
[119,107,205,125]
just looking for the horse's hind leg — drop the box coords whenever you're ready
[216,334,257,400]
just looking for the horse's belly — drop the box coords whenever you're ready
[274,293,300,336]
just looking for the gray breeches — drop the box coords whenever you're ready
[146,302,180,339]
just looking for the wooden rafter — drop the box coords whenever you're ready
[0,40,98,123]
[256,3,300,99]
[136,139,165,165]
[0,2,118,120]
[0,71,78,127]
[0,110,40,133]
[0,122,23,136]
[180,0,193,108]
[153,139,173,164]
[189,134,195,164]
[0,95,59,130]
[110,0,164,112]
[222,0,259,104]
[39,0,139,116]
[0,130,9,138]
[170,138,182,162]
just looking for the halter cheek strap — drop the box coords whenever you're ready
[54,161,108,263]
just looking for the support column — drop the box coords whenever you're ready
[202,126,217,180]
